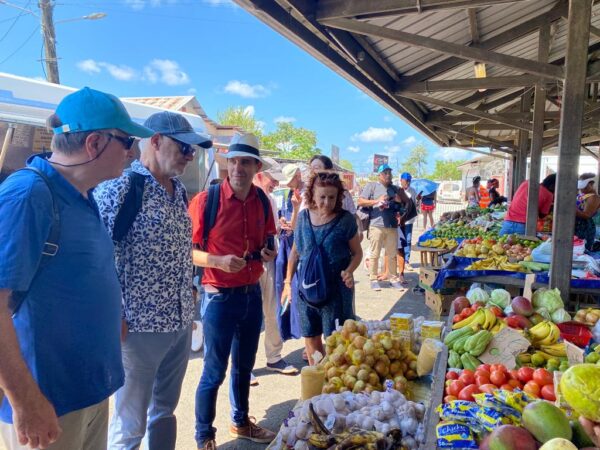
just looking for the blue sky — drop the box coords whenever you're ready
[0,0,474,175]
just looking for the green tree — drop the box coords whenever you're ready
[216,106,263,137]
[402,144,428,177]
[339,159,353,171]
[428,159,465,180]
[263,122,319,159]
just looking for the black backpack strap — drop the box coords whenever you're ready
[112,171,147,243]
[10,167,60,315]
[255,186,271,223]
[202,183,220,251]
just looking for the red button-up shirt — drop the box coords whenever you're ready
[189,178,276,288]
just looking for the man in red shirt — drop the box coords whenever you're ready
[189,133,277,450]
[500,173,556,235]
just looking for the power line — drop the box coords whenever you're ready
[0,25,39,65]
[0,0,33,45]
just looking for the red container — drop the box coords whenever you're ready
[557,321,593,347]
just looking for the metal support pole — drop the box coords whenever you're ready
[39,0,60,84]
[526,25,550,236]
[550,0,592,298]
[0,125,15,174]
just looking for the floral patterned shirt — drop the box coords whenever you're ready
[94,160,194,332]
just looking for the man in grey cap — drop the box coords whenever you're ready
[94,111,212,450]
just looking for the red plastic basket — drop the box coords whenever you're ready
[557,321,593,347]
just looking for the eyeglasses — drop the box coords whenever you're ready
[102,132,136,150]
[168,136,196,157]
[316,171,340,181]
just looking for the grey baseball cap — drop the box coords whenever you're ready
[144,111,212,148]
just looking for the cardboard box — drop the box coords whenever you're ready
[418,267,439,289]
[425,290,455,316]
[390,313,414,349]
[421,320,445,340]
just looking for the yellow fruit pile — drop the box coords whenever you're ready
[420,238,457,249]
[574,308,600,326]
[319,320,418,395]
[465,256,529,272]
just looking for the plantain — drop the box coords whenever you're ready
[309,402,331,435]
[308,432,338,448]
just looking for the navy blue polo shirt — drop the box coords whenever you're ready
[0,155,124,422]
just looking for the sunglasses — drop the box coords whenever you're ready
[168,136,196,157]
[103,132,136,150]
[316,171,340,181]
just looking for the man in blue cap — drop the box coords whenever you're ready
[94,111,212,450]
[358,164,408,291]
[0,87,154,449]
[397,172,419,282]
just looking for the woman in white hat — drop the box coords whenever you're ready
[575,173,600,250]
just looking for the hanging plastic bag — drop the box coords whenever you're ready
[531,238,552,263]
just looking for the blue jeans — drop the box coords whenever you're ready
[500,220,526,236]
[108,326,192,450]
[194,286,263,445]
[399,223,414,262]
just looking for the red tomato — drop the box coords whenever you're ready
[446,371,459,380]
[507,379,522,389]
[444,395,457,403]
[478,383,497,394]
[459,371,476,386]
[490,370,507,387]
[541,384,556,401]
[453,315,461,324]
[532,368,553,387]
[500,384,514,391]
[475,369,491,379]
[517,367,534,384]
[523,381,540,397]
[458,384,480,401]
[489,306,504,317]
[490,364,507,373]
[475,375,491,387]
[460,308,473,318]
[448,380,466,397]
[478,363,491,372]
[507,369,519,381]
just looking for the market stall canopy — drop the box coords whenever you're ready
[233,0,600,155]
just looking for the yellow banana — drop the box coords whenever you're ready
[452,309,486,330]
[540,343,567,357]
[529,321,552,342]
[537,322,560,346]
[484,309,497,330]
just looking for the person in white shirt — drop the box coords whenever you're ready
[397,172,420,285]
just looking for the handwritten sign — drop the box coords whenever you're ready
[565,341,585,365]
[479,327,531,369]
[523,273,535,301]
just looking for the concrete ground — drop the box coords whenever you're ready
[0,222,444,450]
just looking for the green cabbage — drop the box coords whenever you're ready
[466,287,489,305]
[489,289,511,309]
[536,307,552,321]
[551,308,572,324]
[532,288,564,313]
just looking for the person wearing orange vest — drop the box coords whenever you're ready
[479,183,491,208]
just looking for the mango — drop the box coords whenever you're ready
[489,425,537,450]
[571,420,596,448]
[539,438,577,450]
[522,401,572,443]
[560,364,600,421]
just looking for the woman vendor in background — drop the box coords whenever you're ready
[575,173,600,251]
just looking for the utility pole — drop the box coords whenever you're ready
[39,0,60,83]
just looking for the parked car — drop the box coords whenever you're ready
[437,181,464,203]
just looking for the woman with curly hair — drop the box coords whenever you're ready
[281,172,363,365]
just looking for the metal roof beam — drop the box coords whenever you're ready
[402,1,568,83]
[400,91,532,130]
[396,75,542,93]
[434,125,516,152]
[320,17,564,80]
[316,0,526,21]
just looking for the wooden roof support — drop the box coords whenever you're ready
[526,24,551,236]
[320,17,564,80]
[316,0,528,21]
[550,0,592,298]
[514,90,533,190]
[396,75,543,93]
[432,123,516,153]
[400,92,532,130]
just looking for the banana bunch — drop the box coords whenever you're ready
[539,343,567,357]
[421,238,458,249]
[527,321,561,347]
[489,320,507,334]
[465,256,529,272]
[451,308,497,331]
[308,429,387,449]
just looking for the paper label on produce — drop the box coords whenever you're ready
[478,327,531,369]
[565,341,584,365]
[523,274,535,300]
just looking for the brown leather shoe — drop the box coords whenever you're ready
[229,416,276,443]
[197,438,216,450]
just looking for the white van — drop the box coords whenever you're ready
[437,181,464,203]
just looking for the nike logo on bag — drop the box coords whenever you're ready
[302,279,319,289]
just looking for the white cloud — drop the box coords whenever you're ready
[352,127,397,143]
[437,147,474,161]
[274,116,296,124]
[77,59,101,74]
[385,145,402,154]
[347,145,360,153]
[187,87,197,95]
[224,80,270,98]
[243,105,255,116]
[99,63,137,81]
[402,136,417,145]
[202,0,235,5]
[383,116,392,122]
[144,59,189,86]
[124,0,176,9]
[256,120,266,131]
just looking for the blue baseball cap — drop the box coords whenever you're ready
[400,172,412,181]
[52,87,154,138]
[377,163,392,174]
[144,111,213,149]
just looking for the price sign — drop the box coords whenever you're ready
[479,327,531,369]
[565,341,584,365]
[523,273,535,301]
